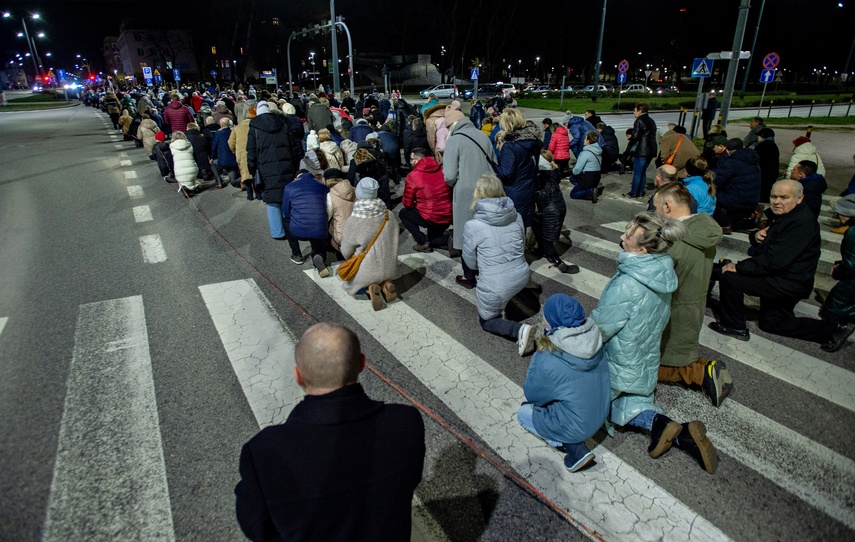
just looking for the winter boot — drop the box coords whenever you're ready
[563,442,595,473]
[676,421,719,474]
[648,414,682,459]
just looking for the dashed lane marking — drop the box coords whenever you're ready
[133,205,153,223]
[139,234,166,263]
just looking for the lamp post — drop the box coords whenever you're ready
[592,0,607,102]
[329,0,340,95]
[3,12,42,79]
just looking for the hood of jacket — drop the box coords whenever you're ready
[473,197,518,226]
[730,147,759,166]
[794,141,818,155]
[329,180,356,201]
[250,112,285,134]
[616,252,678,294]
[601,125,615,137]
[168,101,184,110]
[170,139,192,152]
[553,125,568,137]
[681,213,723,252]
[582,143,602,156]
[503,124,540,143]
[413,156,442,174]
[548,318,603,361]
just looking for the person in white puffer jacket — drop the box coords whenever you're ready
[786,135,825,178]
[462,174,535,357]
[170,132,214,197]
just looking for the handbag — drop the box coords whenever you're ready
[663,134,684,166]
[337,212,389,281]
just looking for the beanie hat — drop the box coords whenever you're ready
[307,130,319,150]
[561,110,573,125]
[792,135,811,148]
[445,108,464,127]
[323,168,346,180]
[282,102,296,115]
[543,294,586,333]
[356,177,379,199]
[154,131,166,142]
[673,125,687,135]
[711,135,728,146]
[834,194,855,217]
[538,155,553,171]
[300,151,322,176]
[256,101,270,115]
[447,99,462,111]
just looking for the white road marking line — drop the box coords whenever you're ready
[114,144,123,149]
[124,170,138,180]
[0,317,7,337]
[531,238,855,413]
[42,296,175,542]
[139,234,166,263]
[120,159,132,167]
[406,250,855,530]
[133,205,153,223]
[109,135,121,140]
[306,268,729,542]
[198,279,302,428]
[119,152,128,157]
[127,185,144,198]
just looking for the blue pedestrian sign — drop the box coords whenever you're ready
[470,68,479,81]
[760,69,776,83]
[691,58,713,78]
[173,68,181,82]
[617,72,627,84]
[142,66,153,86]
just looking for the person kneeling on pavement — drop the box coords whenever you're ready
[591,211,719,473]
[819,195,855,336]
[281,170,331,277]
[518,294,610,473]
[709,180,853,352]
[170,131,215,198]
[568,130,603,203]
[533,150,577,274]
[400,147,453,253]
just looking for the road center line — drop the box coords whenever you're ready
[139,235,167,263]
[127,185,144,198]
[120,159,132,167]
[133,205,153,223]
[124,170,138,180]
[42,296,175,542]
[0,317,7,337]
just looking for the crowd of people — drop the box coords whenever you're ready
[82,82,854,540]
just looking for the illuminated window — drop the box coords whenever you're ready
[240,47,244,55]
[272,17,280,26]
[211,46,217,55]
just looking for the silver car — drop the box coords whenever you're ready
[419,84,458,99]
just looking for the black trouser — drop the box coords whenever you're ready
[713,202,756,229]
[283,220,327,260]
[719,273,834,344]
[211,160,239,187]
[399,207,450,246]
[555,159,570,178]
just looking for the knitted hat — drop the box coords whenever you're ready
[711,135,728,146]
[445,108,464,127]
[323,168,346,180]
[543,294,586,332]
[256,101,270,115]
[282,102,296,115]
[447,99,462,111]
[792,135,811,148]
[154,131,166,142]
[834,194,855,217]
[356,177,379,199]
[300,150,322,176]
[561,111,573,125]
[685,160,705,178]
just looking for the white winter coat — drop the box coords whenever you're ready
[170,139,200,189]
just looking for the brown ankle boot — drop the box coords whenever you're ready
[367,284,385,311]
[380,280,398,302]
[831,224,849,235]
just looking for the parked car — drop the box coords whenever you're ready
[579,84,612,93]
[419,84,458,99]
[496,82,517,96]
[619,84,653,94]
[654,85,680,94]
[463,84,504,100]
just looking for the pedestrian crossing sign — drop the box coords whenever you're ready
[692,58,713,78]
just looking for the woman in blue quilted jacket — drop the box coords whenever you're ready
[591,212,720,474]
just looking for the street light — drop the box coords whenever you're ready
[535,56,540,82]
[3,12,44,78]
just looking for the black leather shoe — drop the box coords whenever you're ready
[708,321,750,341]
[821,322,854,353]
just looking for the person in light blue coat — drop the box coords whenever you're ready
[591,211,720,474]
[518,294,610,472]
[683,157,717,216]
[463,174,536,356]
[568,131,603,201]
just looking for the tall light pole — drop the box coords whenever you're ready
[329,0,340,95]
[535,56,540,82]
[719,0,751,127]
[592,0,607,102]
[739,0,766,98]
[3,12,42,79]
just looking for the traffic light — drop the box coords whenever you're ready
[89,75,95,81]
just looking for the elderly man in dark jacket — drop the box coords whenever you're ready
[712,138,761,234]
[625,103,658,199]
[307,97,334,132]
[710,180,853,351]
[247,101,305,239]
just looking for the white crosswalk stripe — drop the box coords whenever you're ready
[43,296,175,541]
[305,266,729,542]
[0,317,7,337]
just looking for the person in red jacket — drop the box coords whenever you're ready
[163,94,195,135]
[190,91,204,113]
[548,124,571,178]
[399,147,453,252]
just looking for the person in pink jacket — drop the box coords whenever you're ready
[548,124,571,178]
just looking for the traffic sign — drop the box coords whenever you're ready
[760,69,776,83]
[142,66,153,85]
[644,70,652,78]
[616,72,627,84]
[470,68,479,81]
[762,52,780,70]
[691,58,713,78]
[618,59,629,74]
[173,68,181,82]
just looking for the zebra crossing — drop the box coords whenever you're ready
[16,110,853,541]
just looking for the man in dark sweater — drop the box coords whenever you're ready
[789,160,827,217]
[235,322,426,542]
[710,180,852,350]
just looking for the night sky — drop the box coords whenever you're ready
[2,0,854,82]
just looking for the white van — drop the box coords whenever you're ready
[620,84,652,94]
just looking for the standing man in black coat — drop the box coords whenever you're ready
[710,180,852,350]
[702,92,718,137]
[712,139,761,234]
[235,322,426,542]
[247,101,305,239]
[754,128,780,203]
[625,103,658,199]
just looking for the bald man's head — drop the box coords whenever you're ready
[294,322,363,393]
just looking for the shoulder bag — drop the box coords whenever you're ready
[337,212,389,281]
[663,134,684,166]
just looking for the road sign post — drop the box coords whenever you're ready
[616,60,628,109]
[142,66,153,86]
[689,58,713,138]
[471,67,479,101]
[757,68,776,115]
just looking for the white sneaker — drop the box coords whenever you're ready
[517,324,535,356]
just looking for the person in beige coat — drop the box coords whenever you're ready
[324,169,356,252]
[229,107,255,188]
[423,103,447,164]
[658,127,700,178]
[318,128,346,170]
[138,115,159,155]
[339,177,399,310]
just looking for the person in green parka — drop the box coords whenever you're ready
[652,183,732,407]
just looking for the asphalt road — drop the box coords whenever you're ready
[1,104,853,542]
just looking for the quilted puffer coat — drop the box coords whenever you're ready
[281,172,329,240]
[247,112,304,204]
[170,139,200,189]
[547,125,570,161]
[590,251,678,426]
[821,218,855,323]
[495,125,542,229]
[402,157,452,224]
[534,168,566,242]
[462,197,530,320]
[714,148,761,209]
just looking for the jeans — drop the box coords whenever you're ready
[266,203,285,239]
[630,156,653,197]
[283,220,327,260]
[398,207,449,246]
[211,160,239,187]
[569,178,594,200]
[517,403,563,448]
[479,315,522,340]
[625,409,656,431]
